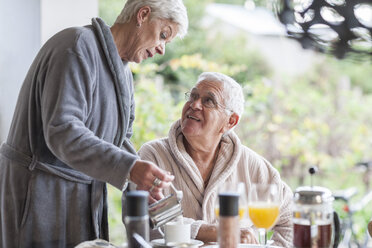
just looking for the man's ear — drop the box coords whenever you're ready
[136,6,151,25]
[222,113,239,133]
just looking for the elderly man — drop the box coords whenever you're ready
[138,72,293,247]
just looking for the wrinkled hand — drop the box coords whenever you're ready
[130,159,174,204]
[240,227,258,244]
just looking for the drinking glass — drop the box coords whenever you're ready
[237,182,247,220]
[248,183,280,246]
[215,182,246,220]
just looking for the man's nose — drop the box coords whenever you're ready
[190,97,203,110]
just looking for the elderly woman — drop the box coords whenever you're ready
[0,0,187,247]
[138,72,293,247]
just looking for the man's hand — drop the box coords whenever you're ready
[240,227,258,244]
[130,159,174,203]
[196,224,258,244]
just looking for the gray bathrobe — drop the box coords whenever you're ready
[0,18,138,247]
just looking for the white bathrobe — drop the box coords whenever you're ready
[139,120,293,247]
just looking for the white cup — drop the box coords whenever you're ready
[161,218,191,244]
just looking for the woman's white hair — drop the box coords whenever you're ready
[196,72,245,120]
[115,0,188,38]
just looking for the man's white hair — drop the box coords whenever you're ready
[115,0,188,38]
[196,72,245,120]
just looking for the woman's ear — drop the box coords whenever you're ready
[136,6,151,25]
[228,113,239,129]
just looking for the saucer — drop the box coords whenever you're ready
[203,244,283,248]
[151,238,204,247]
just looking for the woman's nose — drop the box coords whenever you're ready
[156,42,165,55]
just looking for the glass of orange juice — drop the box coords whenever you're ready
[248,183,279,246]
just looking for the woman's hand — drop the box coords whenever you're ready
[240,227,258,244]
[130,159,174,203]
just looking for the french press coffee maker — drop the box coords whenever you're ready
[293,167,341,248]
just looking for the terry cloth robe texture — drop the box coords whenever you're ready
[138,120,293,247]
[0,18,138,248]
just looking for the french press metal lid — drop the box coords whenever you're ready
[294,166,334,205]
[294,185,334,205]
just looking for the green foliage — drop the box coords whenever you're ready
[214,0,246,5]
[99,0,126,25]
[130,72,184,149]
[141,0,271,89]
[326,58,372,94]
[234,62,372,189]
[107,186,126,245]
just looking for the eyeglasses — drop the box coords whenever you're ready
[185,91,228,110]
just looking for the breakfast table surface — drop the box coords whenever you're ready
[75,239,284,248]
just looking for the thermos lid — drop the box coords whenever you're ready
[125,191,149,217]
[294,186,334,205]
[219,193,239,216]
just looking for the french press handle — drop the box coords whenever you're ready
[333,211,341,248]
